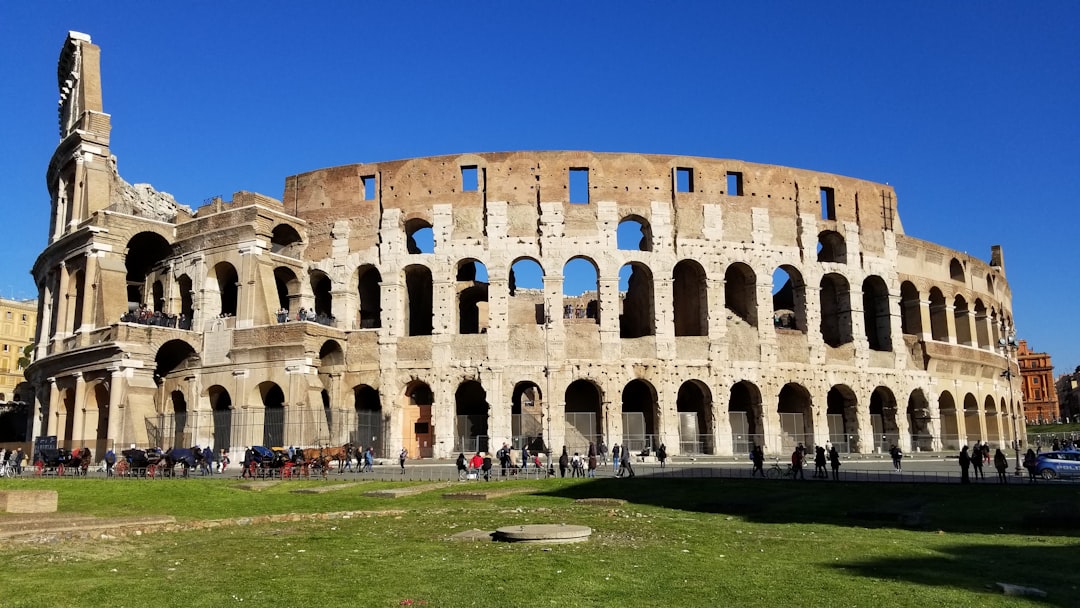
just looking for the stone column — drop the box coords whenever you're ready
[106,367,125,449]
[70,373,86,444]
[55,262,70,339]
[46,378,59,437]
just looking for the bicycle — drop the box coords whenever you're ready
[0,462,17,477]
[766,458,795,479]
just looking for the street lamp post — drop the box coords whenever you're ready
[543,308,553,464]
[998,331,1022,476]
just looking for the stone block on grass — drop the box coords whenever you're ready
[0,490,59,513]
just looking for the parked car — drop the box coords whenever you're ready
[1034,450,1080,480]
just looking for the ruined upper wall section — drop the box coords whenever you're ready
[281,152,902,237]
[57,32,106,141]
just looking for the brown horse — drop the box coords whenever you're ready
[300,443,352,478]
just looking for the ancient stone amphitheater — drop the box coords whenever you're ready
[25,32,1025,461]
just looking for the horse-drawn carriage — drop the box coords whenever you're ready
[34,447,92,477]
[160,447,207,477]
[116,447,165,477]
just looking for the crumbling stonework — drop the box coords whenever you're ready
[25,32,1027,463]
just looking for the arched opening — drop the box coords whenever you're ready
[617,216,652,252]
[404,265,433,336]
[405,219,435,254]
[984,395,1001,447]
[986,273,995,295]
[907,389,932,451]
[565,379,602,452]
[357,265,382,329]
[673,260,707,336]
[70,268,85,332]
[676,380,713,454]
[619,262,655,338]
[353,385,382,455]
[155,339,197,380]
[177,274,194,328]
[938,391,959,449]
[820,273,852,347]
[257,382,286,447]
[210,262,239,318]
[61,388,76,443]
[208,386,233,452]
[89,382,110,450]
[152,280,164,313]
[403,381,434,458]
[950,258,965,282]
[321,389,333,434]
[455,380,489,453]
[953,295,972,346]
[826,385,858,453]
[456,259,489,334]
[777,383,815,452]
[724,263,757,327]
[171,390,188,448]
[274,267,300,321]
[862,275,891,351]
[621,379,658,452]
[817,230,847,264]
[928,287,948,341]
[511,382,544,451]
[974,299,990,349]
[318,340,344,367]
[870,386,899,453]
[899,281,921,336]
[729,381,763,456]
[125,232,172,310]
[771,266,806,331]
[270,224,303,256]
[963,393,980,446]
[563,258,600,324]
[509,257,544,324]
[310,271,333,322]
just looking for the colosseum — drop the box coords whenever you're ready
[25,32,1026,461]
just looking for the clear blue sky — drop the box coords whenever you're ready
[3,3,1079,371]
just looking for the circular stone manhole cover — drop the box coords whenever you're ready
[494,524,592,544]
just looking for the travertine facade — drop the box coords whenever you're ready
[26,32,1027,460]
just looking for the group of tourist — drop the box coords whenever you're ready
[120,305,191,330]
[335,445,376,473]
[958,443,1016,483]
[275,307,336,326]
[0,447,25,474]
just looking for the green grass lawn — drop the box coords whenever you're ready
[1,477,1077,607]
[1027,423,1080,438]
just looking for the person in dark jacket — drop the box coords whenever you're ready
[958,445,971,484]
[751,445,765,478]
[814,446,827,478]
[558,446,569,478]
[993,448,1009,484]
[656,444,668,469]
[481,452,493,481]
[828,446,841,480]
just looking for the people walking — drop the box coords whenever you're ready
[751,445,765,478]
[656,444,667,469]
[598,439,608,467]
[363,447,374,472]
[219,448,230,473]
[814,445,827,478]
[587,442,597,478]
[790,446,805,480]
[481,452,493,481]
[971,445,984,480]
[612,443,621,472]
[828,446,841,480]
[889,444,903,472]
[399,447,408,474]
[619,451,636,478]
[558,446,569,478]
[958,445,971,484]
[571,452,583,477]
[993,448,1008,483]
[522,445,530,470]
[1023,448,1038,483]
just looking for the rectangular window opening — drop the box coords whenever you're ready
[676,167,694,193]
[820,186,836,220]
[361,175,376,201]
[461,166,478,192]
[569,168,589,204]
[726,171,743,196]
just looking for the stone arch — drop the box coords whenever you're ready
[177,274,194,326]
[60,387,76,444]
[963,392,980,445]
[170,389,188,448]
[973,298,990,349]
[673,260,707,336]
[511,381,544,450]
[270,223,303,256]
[508,256,544,297]
[310,270,333,321]
[619,262,655,338]
[207,385,233,452]
[404,264,434,336]
[403,380,434,458]
[318,339,344,368]
[456,258,489,335]
[563,257,600,324]
[125,231,173,310]
[907,389,933,451]
[255,381,286,447]
[825,384,859,453]
[817,230,846,263]
[777,383,815,452]
[86,380,110,449]
[617,215,653,252]
[676,380,713,454]
[69,266,86,332]
[820,273,852,347]
[353,385,382,455]
[621,379,659,452]
[985,273,995,296]
[772,265,806,332]
[724,262,757,327]
[862,275,891,351]
[405,218,434,254]
[938,390,959,449]
[870,386,899,453]
[899,281,922,336]
[950,258,965,282]
[152,280,164,312]
[207,261,239,318]
[274,267,301,318]
[154,338,197,380]
[455,380,490,453]
[565,379,602,451]
[984,394,1001,447]
[953,294,972,346]
[728,380,763,455]
[357,265,382,329]
[928,287,948,342]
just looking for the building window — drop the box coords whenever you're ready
[4,312,10,320]
[21,314,27,322]
[461,166,478,192]
[361,175,376,201]
[569,168,589,204]
[2,344,7,352]
[1033,377,1040,385]
[726,172,743,196]
[676,167,693,193]
[821,187,836,220]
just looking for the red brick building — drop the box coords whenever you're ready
[1017,340,1060,423]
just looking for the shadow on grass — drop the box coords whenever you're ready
[835,542,1080,606]
[535,476,1080,536]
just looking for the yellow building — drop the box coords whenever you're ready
[0,297,36,403]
